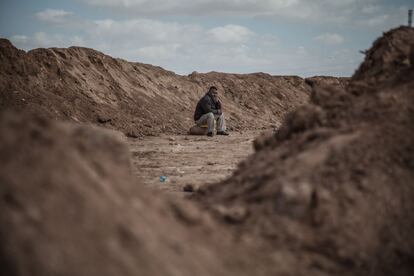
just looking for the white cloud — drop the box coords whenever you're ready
[77,0,384,24]
[17,16,262,70]
[362,4,381,14]
[10,35,28,45]
[357,14,390,27]
[35,9,73,23]
[10,24,360,77]
[91,19,202,43]
[315,33,345,45]
[33,32,53,47]
[136,44,181,59]
[6,16,262,73]
[296,46,306,55]
[207,25,254,43]
[80,0,299,14]
[11,5,370,77]
[11,32,85,49]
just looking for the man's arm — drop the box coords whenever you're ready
[216,100,222,115]
[201,96,220,115]
[216,100,221,109]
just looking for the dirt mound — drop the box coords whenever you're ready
[0,111,276,276]
[195,26,414,276]
[305,76,349,89]
[0,38,316,136]
[353,26,414,85]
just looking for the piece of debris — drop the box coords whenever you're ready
[126,130,141,138]
[97,114,111,123]
[183,184,194,193]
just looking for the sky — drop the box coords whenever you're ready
[0,0,412,77]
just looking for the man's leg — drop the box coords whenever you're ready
[196,112,215,134]
[215,113,227,132]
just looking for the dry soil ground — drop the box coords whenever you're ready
[129,131,260,196]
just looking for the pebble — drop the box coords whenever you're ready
[183,184,194,192]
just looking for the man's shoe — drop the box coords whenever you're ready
[207,132,214,137]
[217,131,229,136]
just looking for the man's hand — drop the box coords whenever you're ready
[217,109,222,115]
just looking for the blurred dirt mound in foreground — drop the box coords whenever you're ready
[0,111,272,276]
[196,26,414,275]
[0,38,348,136]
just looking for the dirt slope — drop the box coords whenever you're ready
[195,26,414,276]
[0,38,348,136]
[0,111,285,276]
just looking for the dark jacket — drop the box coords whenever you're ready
[194,93,222,121]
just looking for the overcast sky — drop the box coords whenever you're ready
[0,0,412,77]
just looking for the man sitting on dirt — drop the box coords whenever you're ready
[194,86,229,137]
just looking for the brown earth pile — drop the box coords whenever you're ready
[0,38,348,137]
[196,26,414,276]
[0,111,282,276]
[305,75,349,90]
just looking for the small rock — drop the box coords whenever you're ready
[126,130,141,138]
[253,131,275,151]
[97,115,111,123]
[183,184,194,193]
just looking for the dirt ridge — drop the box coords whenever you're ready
[0,38,348,136]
